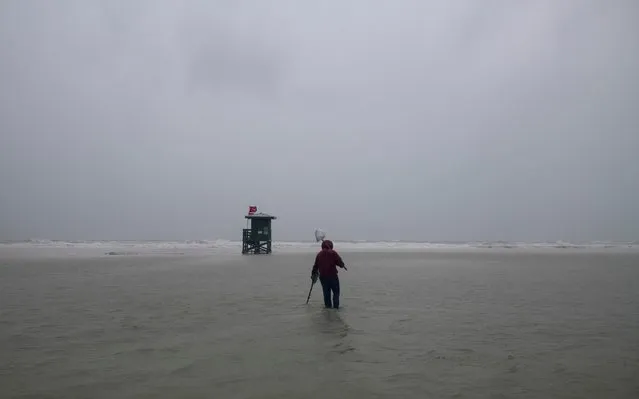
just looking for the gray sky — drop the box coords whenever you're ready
[1,0,638,242]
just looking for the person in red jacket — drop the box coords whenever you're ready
[311,239,347,309]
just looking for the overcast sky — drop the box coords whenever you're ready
[1,0,637,242]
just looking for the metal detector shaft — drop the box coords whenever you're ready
[305,281,315,304]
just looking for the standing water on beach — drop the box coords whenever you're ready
[1,243,638,398]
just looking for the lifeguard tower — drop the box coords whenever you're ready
[242,206,277,254]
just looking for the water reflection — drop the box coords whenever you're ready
[308,309,355,356]
[316,309,350,337]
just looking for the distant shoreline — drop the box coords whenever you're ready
[1,240,638,261]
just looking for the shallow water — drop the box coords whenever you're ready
[1,250,638,398]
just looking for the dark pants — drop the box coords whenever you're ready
[319,275,340,309]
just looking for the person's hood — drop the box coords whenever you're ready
[321,240,334,250]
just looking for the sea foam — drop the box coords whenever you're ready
[1,238,636,254]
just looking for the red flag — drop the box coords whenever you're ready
[248,206,257,215]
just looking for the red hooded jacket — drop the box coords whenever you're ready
[312,240,345,278]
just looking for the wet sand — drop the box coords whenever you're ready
[1,250,638,398]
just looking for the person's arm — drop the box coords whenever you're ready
[335,252,347,270]
[311,253,319,276]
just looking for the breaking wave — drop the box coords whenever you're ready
[1,239,637,253]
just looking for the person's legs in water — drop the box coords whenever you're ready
[319,276,332,308]
[331,276,341,309]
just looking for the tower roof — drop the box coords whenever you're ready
[245,212,277,220]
